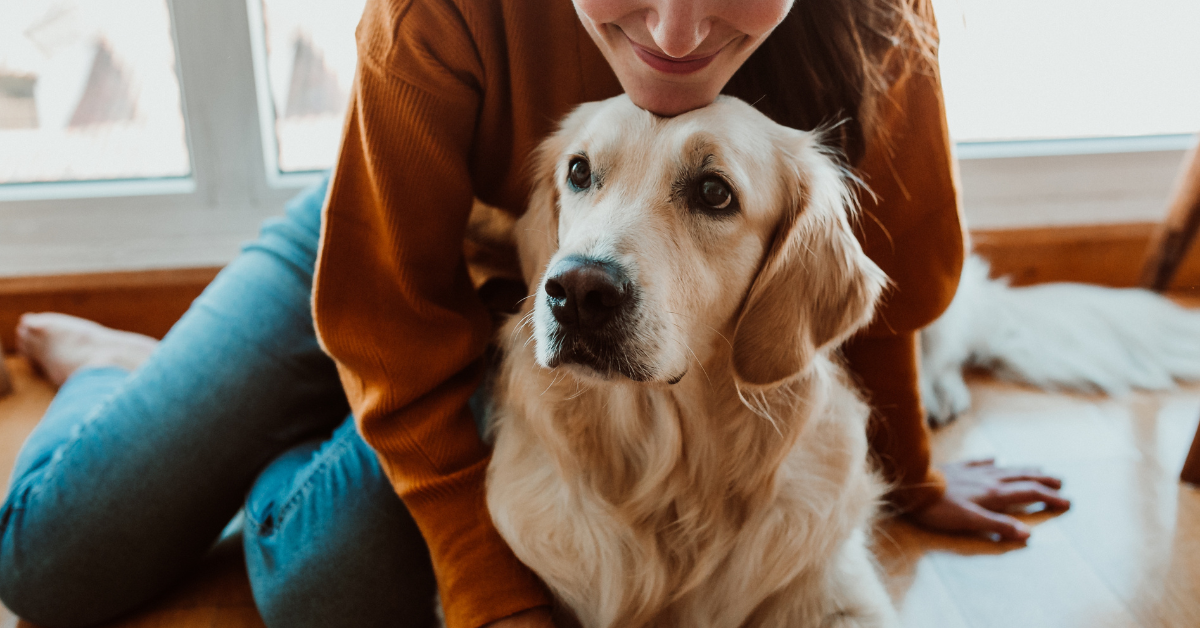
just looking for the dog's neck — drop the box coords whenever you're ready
[497,321,840,527]
[491,310,872,628]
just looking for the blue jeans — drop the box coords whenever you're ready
[0,177,438,628]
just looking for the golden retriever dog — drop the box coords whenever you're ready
[484,95,896,628]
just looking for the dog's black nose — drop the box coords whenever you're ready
[544,258,629,330]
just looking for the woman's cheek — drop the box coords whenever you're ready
[720,0,794,36]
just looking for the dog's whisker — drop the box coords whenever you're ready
[565,380,592,401]
[512,311,538,345]
[662,317,711,386]
[870,522,903,555]
[733,384,784,436]
[541,369,567,397]
[665,309,735,355]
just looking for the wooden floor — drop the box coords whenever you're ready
[1,355,1199,627]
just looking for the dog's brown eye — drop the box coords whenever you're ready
[696,176,735,212]
[568,157,592,190]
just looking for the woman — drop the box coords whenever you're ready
[1,1,1068,627]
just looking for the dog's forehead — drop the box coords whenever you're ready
[569,97,779,174]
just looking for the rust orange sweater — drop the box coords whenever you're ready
[312,0,964,626]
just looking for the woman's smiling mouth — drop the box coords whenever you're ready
[627,37,723,75]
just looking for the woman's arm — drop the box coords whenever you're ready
[313,1,550,626]
[848,52,964,513]
[849,41,1068,538]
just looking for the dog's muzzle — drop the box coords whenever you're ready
[542,256,648,379]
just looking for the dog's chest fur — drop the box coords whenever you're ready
[486,314,881,628]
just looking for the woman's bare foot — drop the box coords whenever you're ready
[15,313,159,387]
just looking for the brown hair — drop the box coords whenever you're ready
[723,0,938,165]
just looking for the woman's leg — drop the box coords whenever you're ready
[0,178,357,627]
[243,415,437,628]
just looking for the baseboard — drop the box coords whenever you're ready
[2,222,1199,354]
[0,268,222,354]
[975,222,1200,290]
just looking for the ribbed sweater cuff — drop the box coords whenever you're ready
[402,457,552,628]
[886,465,947,514]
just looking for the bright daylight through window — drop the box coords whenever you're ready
[932,0,1199,144]
[1,0,1196,190]
[0,0,190,184]
[251,0,366,174]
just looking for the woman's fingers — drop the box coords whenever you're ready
[969,460,1065,490]
[1000,473,1063,490]
[992,465,1063,489]
[959,500,1032,542]
[909,495,1032,542]
[980,481,1072,511]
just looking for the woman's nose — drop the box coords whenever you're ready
[645,1,713,58]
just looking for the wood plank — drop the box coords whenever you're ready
[0,358,54,492]
[0,358,55,628]
[0,268,221,353]
[974,223,1200,289]
[874,520,973,628]
[908,371,1200,628]
[1141,145,1200,290]
[929,520,1139,628]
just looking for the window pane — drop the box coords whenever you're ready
[0,0,190,184]
[932,0,1200,142]
[256,0,364,173]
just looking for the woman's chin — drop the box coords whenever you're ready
[623,81,724,117]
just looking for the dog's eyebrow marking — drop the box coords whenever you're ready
[682,133,719,169]
[669,133,720,203]
[671,154,736,206]
[669,135,742,212]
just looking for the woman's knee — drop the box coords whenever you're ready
[0,449,214,628]
[247,532,438,628]
[243,423,438,627]
[0,504,128,628]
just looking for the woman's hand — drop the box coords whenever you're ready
[907,459,1071,541]
[483,607,556,628]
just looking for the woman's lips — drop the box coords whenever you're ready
[629,41,719,75]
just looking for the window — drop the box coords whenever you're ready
[0,0,190,184]
[932,0,1199,145]
[931,0,1198,229]
[249,0,365,176]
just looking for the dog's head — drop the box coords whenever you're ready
[517,95,887,389]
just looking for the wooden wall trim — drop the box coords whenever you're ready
[0,267,222,354]
[974,222,1200,290]
[3,222,1200,355]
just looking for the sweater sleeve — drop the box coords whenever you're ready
[312,1,551,626]
[847,52,966,512]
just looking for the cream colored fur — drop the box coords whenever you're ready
[921,254,1200,427]
[486,96,897,628]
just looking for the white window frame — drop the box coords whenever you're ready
[0,0,1195,277]
[0,0,313,277]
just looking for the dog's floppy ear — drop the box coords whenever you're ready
[731,142,888,389]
